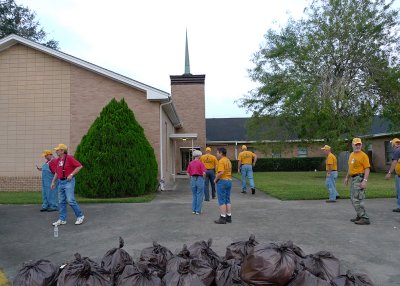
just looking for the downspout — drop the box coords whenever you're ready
[159,98,172,186]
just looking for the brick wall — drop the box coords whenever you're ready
[0,176,41,192]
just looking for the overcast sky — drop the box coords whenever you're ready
[16,0,312,118]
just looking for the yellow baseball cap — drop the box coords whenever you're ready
[206,147,211,151]
[54,143,68,151]
[352,138,362,144]
[241,145,247,150]
[41,150,53,157]
[321,145,331,150]
[390,138,400,145]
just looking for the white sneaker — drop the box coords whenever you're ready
[75,216,85,225]
[52,220,66,226]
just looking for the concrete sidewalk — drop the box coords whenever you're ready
[0,178,399,285]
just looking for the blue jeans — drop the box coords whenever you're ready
[191,176,204,213]
[396,175,400,208]
[204,169,216,200]
[325,171,339,201]
[217,179,232,206]
[58,178,83,221]
[241,164,254,191]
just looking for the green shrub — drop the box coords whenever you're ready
[232,157,325,172]
[74,98,158,198]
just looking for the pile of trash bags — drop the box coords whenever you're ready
[13,235,375,286]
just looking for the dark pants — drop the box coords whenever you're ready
[204,169,216,200]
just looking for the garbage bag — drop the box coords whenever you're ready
[189,259,215,286]
[225,234,259,265]
[301,251,340,281]
[57,253,111,286]
[162,260,205,286]
[331,270,375,286]
[215,259,248,286]
[166,244,192,273]
[188,239,221,270]
[240,241,301,286]
[116,263,161,286]
[286,268,332,286]
[101,237,133,275]
[140,241,174,272]
[140,259,167,279]
[13,259,58,286]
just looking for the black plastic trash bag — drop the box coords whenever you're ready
[116,263,162,286]
[140,241,174,272]
[102,237,133,274]
[13,259,58,286]
[240,241,302,286]
[215,259,248,286]
[163,260,206,286]
[301,251,340,282]
[225,234,258,265]
[188,239,221,270]
[166,244,192,273]
[331,270,375,286]
[287,268,332,286]
[57,253,111,286]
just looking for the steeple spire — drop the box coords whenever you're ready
[184,29,191,75]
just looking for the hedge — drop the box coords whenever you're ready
[232,157,325,172]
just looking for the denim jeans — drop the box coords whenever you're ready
[42,165,58,209]
[241,164,254,191]
[58,178,83,221]
[325,171,338,201]
[217,179,232,206]
[396,175,400,208]
[191,176,204,213]
[204,169,216,200]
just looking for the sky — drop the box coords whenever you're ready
[16,0,312,118]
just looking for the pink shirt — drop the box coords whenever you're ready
[187,159,207,176]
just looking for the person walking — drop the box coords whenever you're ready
[200,147,218,201]
[37,150,58,212]
[344,138,370,225]
[384,138,400,213]
[214,147,233,224]
[51,143,85,226]
[187,150,207,215]
[237,145,257,194]
[321,145,339,203]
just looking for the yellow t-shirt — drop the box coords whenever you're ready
[217,156,232,180]
[238,150,255,165]
[200,154,218,170]
[395,162,400,176]
[326,153,337,171]
[348,151,370,175]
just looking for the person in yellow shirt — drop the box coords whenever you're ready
[321,145,339,203]
[384,138,400,212]
[344,138,370,225]
[200,147,218,201]
[214,147,232,224]
[237,145,257,194]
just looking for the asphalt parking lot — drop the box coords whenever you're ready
[0,178,399,285]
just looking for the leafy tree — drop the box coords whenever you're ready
[0,0,59,49]
[74,98,158,198]
[239,0,400,151]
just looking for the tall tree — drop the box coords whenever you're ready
[239,0,400,150]
[0,0,59,49]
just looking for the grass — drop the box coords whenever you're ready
[233,171,397,200]
[0,192,156,204]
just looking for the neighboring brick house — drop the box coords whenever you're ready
[205,117,400,172]
[0,34,206,191]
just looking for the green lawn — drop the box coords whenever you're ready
[0,192,156,204]
[234,171,397,200]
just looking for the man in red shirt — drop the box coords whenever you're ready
[51,143,85,226]
[187,150,207,215]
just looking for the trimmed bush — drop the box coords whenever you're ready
[74,98,158,198]
[232,157,325,172]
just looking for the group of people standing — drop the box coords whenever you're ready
[186,145,257,224]
[322,137,400,225]
[38,143,85,226]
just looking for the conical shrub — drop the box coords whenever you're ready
[74,98,158,198]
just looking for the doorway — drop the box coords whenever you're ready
[180,147,200,173]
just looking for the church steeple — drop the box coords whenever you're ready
[184,29,191,75]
